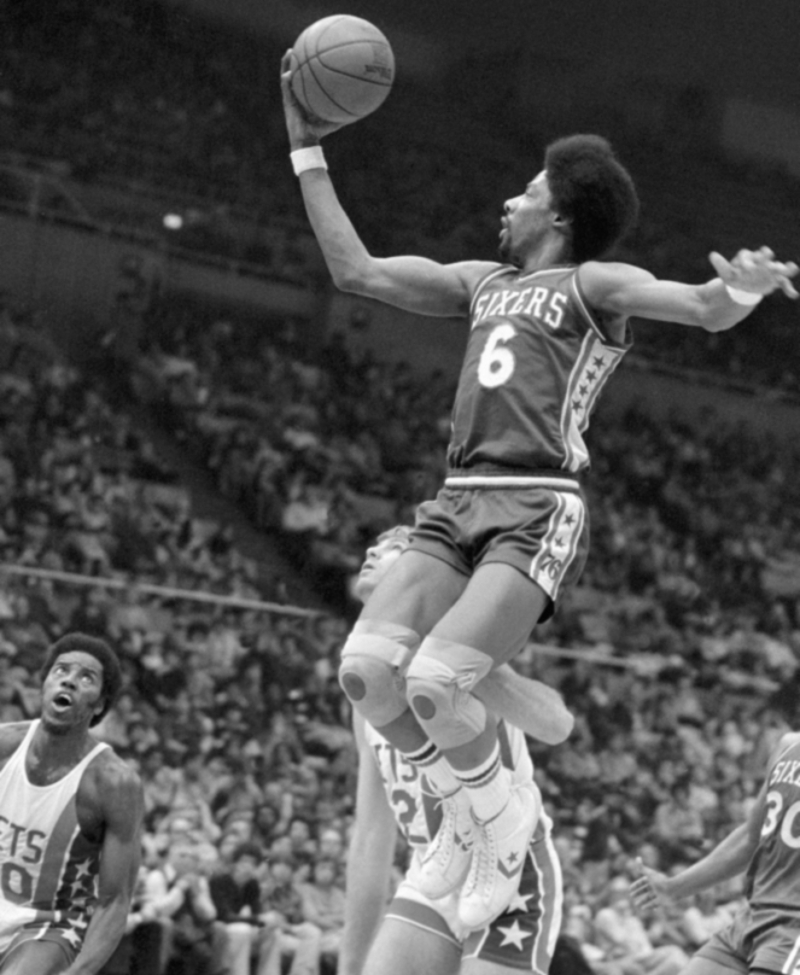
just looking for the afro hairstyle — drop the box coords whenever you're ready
[544,134,640,263]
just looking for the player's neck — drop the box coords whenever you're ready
[30,720,95,767]
[520,238,571,274]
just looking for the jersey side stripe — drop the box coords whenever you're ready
[32,798,81,909]
[560,332,594,470]
[577,340,626,434]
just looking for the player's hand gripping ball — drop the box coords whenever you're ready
[289,15,394,125]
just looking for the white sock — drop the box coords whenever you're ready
[454,741,512,823]
[404,739,461,797]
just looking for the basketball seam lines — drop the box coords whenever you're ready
[294,52,392,87]
[304,57,359,118]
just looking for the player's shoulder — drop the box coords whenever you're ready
[771,731,800,762]
[82,744,143,808]
[0,720,33,761]
[456,260,507,293]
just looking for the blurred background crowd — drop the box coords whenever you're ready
[1,0,800,973]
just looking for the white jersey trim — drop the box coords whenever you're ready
[444,475,580,490]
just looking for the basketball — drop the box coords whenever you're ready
[289,15,394,125]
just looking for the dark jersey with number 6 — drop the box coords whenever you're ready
[447,264,632,475]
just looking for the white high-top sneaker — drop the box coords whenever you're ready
[457,786,539,929]
[415,787,476,900]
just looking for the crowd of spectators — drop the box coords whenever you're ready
[3,0,800,388]
[1,283,800,973]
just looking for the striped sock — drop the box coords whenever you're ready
[404,739,460,796]
[455,741,511,822]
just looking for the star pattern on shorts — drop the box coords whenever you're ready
[506,890,533,914]
[61,927,83,949]
[497,919,532,950]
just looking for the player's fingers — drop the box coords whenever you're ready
[780,276,799,299]
[709,251,734,279]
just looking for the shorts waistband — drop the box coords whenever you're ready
[444,474,581,491]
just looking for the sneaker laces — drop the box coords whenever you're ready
[423,790,473,867]
[462,815,497,899]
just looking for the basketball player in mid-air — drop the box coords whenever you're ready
[280,53,799,930]
[0,632,144,975]
[630,728,800,975]
[342,526,567,975]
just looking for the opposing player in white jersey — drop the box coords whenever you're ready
[630,730,800,975]
[0,632,144,975]
[340,526,568,975]
[281,54,799,930]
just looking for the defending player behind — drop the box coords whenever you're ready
[342,527,567,975]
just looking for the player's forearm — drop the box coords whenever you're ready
[297,169,373,293]
[340,891,387,975]
[340,833,393,975]
[474,665,574,744]
[63,896,130,975]
[664,823,754,899]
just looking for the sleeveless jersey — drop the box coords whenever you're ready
[447,264,632,475]
[0,720,109,948]
[745,733,800,920]
[364,718,551,855]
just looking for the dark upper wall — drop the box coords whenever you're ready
[162,0,800,110]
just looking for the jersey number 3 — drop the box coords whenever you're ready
[762,790,800,848]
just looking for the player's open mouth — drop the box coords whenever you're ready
[53,692,73,711]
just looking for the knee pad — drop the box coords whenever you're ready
[405,637,494,749]
[338,620,419,728]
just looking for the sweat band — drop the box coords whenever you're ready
[724,284,762,306]
[290,146,327,176]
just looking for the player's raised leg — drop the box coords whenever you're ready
[406,562,550,928]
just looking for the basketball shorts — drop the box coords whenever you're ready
[387,824,563,973]
[408,480,589,622]
[694,905,800,975]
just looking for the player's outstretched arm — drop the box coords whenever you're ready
[339,714,400,975]
[629,818,754,915]
[581,246,798,331]
[280,53,494,318]
[64,757,144,975]
[630,739,780,916]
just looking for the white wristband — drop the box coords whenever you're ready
[724,284,762,306]
[291,146,327,176]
